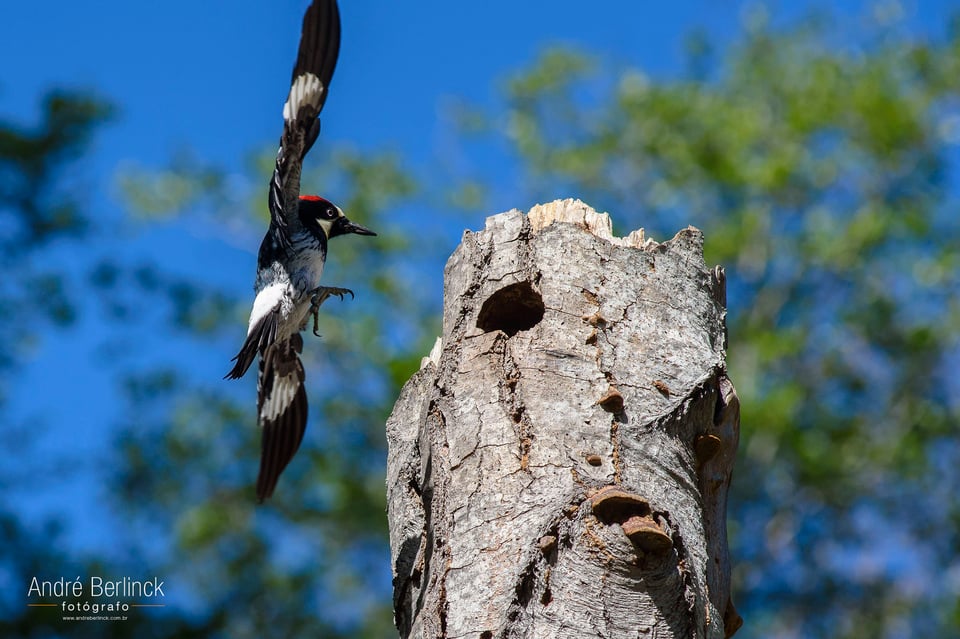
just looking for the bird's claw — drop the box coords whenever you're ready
[306,286,355,337]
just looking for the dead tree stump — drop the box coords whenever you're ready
[386,199,741,638]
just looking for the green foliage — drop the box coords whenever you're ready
[4,8,959,639]
[456,13,960,639]
[116,151,226,221]
[0,90,113,394]
[0,91,113,249]
[0,91,218,639]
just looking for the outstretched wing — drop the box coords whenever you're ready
[256,333,309,501]
[268,0,341,243]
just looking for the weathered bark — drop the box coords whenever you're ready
[386,199,741,639]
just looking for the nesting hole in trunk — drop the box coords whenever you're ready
[476,281,545,337]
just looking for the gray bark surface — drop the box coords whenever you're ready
[386,199,741,639]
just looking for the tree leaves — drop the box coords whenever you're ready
[456,16,960,639]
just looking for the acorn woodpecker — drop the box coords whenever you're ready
[225,0,375,501]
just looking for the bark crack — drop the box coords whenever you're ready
[610,418,623,483]
[500,339,532,473]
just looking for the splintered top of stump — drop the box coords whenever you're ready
[526,198,650,248]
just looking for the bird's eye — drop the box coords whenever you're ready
[323,207,338,220]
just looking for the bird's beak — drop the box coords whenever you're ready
[339,217,377,236]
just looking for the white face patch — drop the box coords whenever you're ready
[316,208,344,238]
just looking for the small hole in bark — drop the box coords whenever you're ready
[476,281,544,336]
[480,632,493,639]
[541,587,553,605]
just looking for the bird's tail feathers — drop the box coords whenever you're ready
[255,333,308,501]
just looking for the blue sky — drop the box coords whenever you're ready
[4,1,739,171]
[2,0,751,538]
[1,0,956,606]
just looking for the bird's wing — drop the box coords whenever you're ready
[268,0,341,244]
[224,283,285,380]
[256,333,309,501]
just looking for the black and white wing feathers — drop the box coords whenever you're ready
[267,0,341,248]
[224,302,280,380]
[256,333,308,501]
[290,0,340,124]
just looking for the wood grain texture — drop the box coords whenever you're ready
[387,199,740,638]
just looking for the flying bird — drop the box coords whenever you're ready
[226,0,375,501]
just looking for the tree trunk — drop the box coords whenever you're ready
[386,199,741,639]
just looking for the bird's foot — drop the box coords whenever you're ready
[306,286,354,336]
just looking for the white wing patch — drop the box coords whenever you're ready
[248,283,286,334]
[260,369,300,423]
[283,72,324,121]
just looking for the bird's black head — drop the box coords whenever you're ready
[298,195,376,240]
